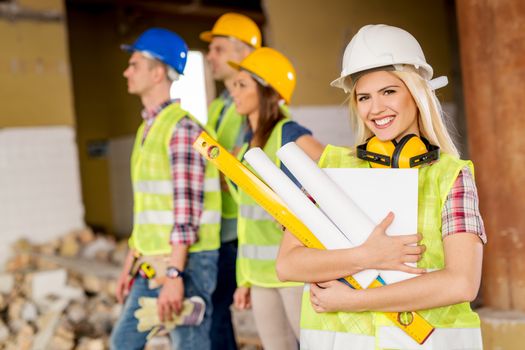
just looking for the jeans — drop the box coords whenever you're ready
[110,249,219,350]
[210,240,238,350]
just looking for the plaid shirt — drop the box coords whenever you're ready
[442,167,487,243]
[141,100,205,245]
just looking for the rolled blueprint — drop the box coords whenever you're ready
[244,147,378,288]
[277,142,375,246]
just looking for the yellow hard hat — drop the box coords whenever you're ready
[228,47,296,104]
[200,13,261,49]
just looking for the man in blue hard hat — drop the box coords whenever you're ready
[110,28,221,350]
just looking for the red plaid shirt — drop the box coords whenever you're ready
[442,167,487,243]
[142,101,204,245]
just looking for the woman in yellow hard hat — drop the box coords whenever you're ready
[276,24,486,349]
[228,47,324,349]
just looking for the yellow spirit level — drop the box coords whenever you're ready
[193,131,434,344]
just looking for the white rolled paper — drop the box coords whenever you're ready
[244,147,378,288]
[278,142,376,246]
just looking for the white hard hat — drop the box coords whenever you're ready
[331,24,442,92]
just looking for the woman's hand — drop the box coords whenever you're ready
[310,280,364,313]
[233,287,251,310]
[362,212,426,274]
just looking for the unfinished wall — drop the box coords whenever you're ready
[0,0,74,126]
[0,0,84,266]
[0,127,84,266]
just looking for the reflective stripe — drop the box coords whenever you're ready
[134,180,172,194]
[239,244,279,260]
[240,205,273,221]
[200,210,221,225]
[136,210,221,226]
[378,326,483,350]
[134,179,219,194]
[135,211,173,225]
[204,178,220,192]
[300,329,375,350]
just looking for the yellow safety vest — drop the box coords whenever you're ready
[129,103,221,255]
[236,118,303,288]
[300,145,482,350]
[207,96,244,219]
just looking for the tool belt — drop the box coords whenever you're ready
[129,252,171,289]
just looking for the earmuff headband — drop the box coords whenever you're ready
[409,146,439,167]
[391,134,415,168]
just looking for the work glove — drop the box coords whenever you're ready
[134,296,205,339]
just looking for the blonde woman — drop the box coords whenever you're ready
[276,24,486,350]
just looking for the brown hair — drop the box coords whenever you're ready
[250,84,286,148]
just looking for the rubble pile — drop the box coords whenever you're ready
[0,229,262,350]
[0,229,127,350]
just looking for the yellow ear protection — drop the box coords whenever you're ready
[356,134,440,168]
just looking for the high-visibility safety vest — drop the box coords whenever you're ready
[207,96,244,219]
[236,119,303,288]
[300,145,482,350]
[129,102,221,256]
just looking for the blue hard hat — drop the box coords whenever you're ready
[121,28,188,74]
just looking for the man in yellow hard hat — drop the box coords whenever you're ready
[200,12,261,350]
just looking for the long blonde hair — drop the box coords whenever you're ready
[349,67,459,157]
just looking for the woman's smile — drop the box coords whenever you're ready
[372,115,395,128]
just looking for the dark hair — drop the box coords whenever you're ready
[250,83,286,148]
